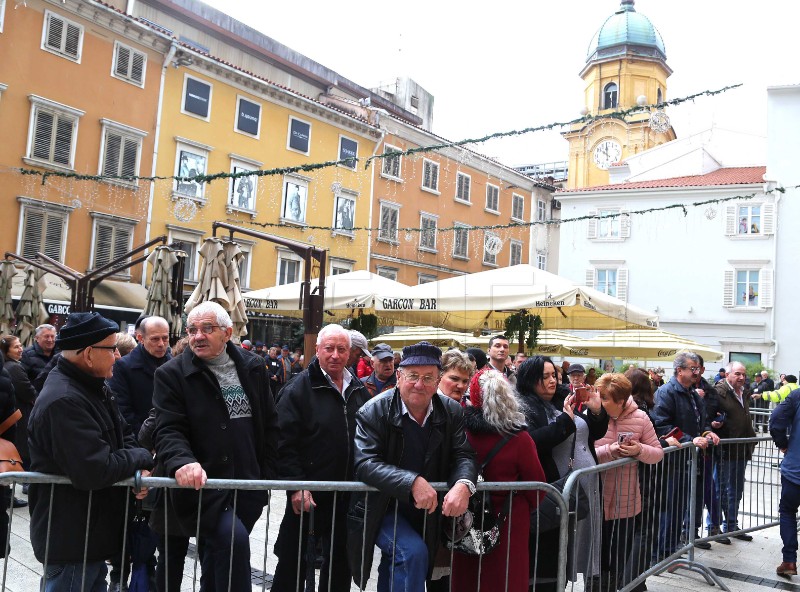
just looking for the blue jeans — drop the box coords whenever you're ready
[719,456,748,532]
[375,513,428,592]
[42,562,108,592]
[779,476,800,563]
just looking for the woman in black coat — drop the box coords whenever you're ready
[517,356,608,592]
[0,350,17,556]
[1,335,36,469]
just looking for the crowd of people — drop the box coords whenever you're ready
[0,312,796,592]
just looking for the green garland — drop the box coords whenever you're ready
[15,84,741,186]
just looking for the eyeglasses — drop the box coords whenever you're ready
[187,324,221,336]
[400,371,438,386]
[682,366,701,373]
[77,344,118,354]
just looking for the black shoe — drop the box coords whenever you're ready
[12,497,27,508]
[733,533,753,541]
[695,540,712,550]
[21,484,29,495]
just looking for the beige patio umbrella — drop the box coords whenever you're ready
[369,326,475,349]
[578,329,724,362]
[184,238,248,339]
[144,246,180,328]
[463,329,590,357]
[0,261,17,335]
[14,265,48,346]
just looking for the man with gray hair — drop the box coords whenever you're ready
[272,324,370,591]
[347,329,371,377]
[21,323,57,388]
[652,351,720,553]
[153,301,278,592]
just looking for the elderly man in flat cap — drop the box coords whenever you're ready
[347,341,477,592]
[28,312,154,592]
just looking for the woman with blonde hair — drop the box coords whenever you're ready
[437,349,474,402]
[451,369,545,592]
[594,372,663,591]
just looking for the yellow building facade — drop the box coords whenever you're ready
[563,0,676,189]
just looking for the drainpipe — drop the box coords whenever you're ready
[766,179,781,366]
[125,0,136,16]
[142,41,177,285]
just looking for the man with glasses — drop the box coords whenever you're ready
[347,341,477,592]
[652,351,720,554]
[28,312,154,592]
[153,301,278,592]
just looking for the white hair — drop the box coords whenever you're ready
[316,324,351,346]
[187,301,232,329]
[761,370,769,378]
[35,324,56,337]
[478,369,527,434]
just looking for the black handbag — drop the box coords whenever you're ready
[443,435,513,556]
[532,432,590,533]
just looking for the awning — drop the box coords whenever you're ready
[11,272,148,315]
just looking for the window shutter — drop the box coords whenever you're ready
[761,202,776,235]
[64,22,81,58]
[103,132,122,176]
[724,205,736,235]
[115,45,131,78]
[121,138,139,178]
[22,210,44,259]
[722,270,735,307]
[113,226,132,264]
[46,14,63,51]
[587,209,598,239]
[130,51,145,84]
[94,223,113,268]
[32,110,54,160]
[585,268,595,288]
[53,116,73,165]
[620,210,631,238]
[616,267,629,302]
[759,268,774,308]
[43,213,64,261]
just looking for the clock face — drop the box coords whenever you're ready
[593,140,622,170]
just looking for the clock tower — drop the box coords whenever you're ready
[562,0,677,189]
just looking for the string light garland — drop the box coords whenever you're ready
[15,84,742,187]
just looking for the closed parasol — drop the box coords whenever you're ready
[0,262,17,335]
[144,246,180,329]
[14,265,48,346]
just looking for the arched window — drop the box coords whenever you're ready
[603,82,618,109]
[657,88,663,105]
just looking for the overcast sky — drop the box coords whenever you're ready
[202,0,799,167]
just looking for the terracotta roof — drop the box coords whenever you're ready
[559,166,766,193]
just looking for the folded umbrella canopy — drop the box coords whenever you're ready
[376,265,659,333]
[14,265,47,346]
[144,246,179,328]
[0,262,17,335]
[577,329,724,362]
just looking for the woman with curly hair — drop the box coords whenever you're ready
[451,369,545,592]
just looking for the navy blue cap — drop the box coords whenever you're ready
[399,341,442,368]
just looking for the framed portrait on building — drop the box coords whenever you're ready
[230,164,257,210]
[176,149,207,199]
[282,180,307,223]
[334,194,355,233]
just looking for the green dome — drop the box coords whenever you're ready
[587,0,666,63]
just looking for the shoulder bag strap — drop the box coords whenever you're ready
[0,409,21,437]
[481,434,514,472]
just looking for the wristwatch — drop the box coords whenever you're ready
[457,478,477,496]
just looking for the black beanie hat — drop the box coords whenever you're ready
[56,312,119,350]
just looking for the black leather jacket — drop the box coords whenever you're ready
[346,389,477,587]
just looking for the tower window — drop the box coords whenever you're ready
[603,82,618,109]
[657,88,663,105]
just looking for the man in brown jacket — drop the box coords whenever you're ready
[711,361,756,541]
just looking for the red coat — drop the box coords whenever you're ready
[452,408,546,592]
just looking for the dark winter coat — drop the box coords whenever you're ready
[106,343,172,437]
[27,357,154,564]
[362,371,396,398]
[652,375,711,442]
[20,343,54,390]
[346,389,477,587]
[710,379,756,460]
[3,359,35,461]
[152,342,278,535]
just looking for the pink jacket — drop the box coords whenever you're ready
[595,396,663,519]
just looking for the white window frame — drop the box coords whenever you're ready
[111,41,147,87]
[421,159,440,194]
[16,197,74,263]
[509,240,523,266]
[419,213,438,253]
[172,138,212,204]
[330,257,354,276]
[455,172,471,204]
[180,74,213,121]
[483,232,499,266]
[89,212,137,275]
[226,154,262,216]
[585,265,629,301]
[276,249,303,286]
[167,225,204,283]
[452,224,470,260]
[98,119,147,188]
[376,266,398,281]
[25,95,84,171]
[725,202,775,237]
[234,95,262,139]
[332,186,357,238]
[0,0,6,33]
[723,262,774,309]
[286,116,312,156]
[41,10,84,63]
[587,207,630,241]
[485,184,500,214]
[418,273,437,284]
[280,174,310,226]
[338,135,358,170]
[536,251,547,270]
[378,201,401,244]
[381,144,402,181]
[232,238,254,289]
[511,193,525,221]
[537,199,547,222]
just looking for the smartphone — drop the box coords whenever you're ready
[618,432,634,445]
[713,411,727,424]
[574,386,589,404]
[660,426,684,441]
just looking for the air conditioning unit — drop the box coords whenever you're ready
[551,199,562,210]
